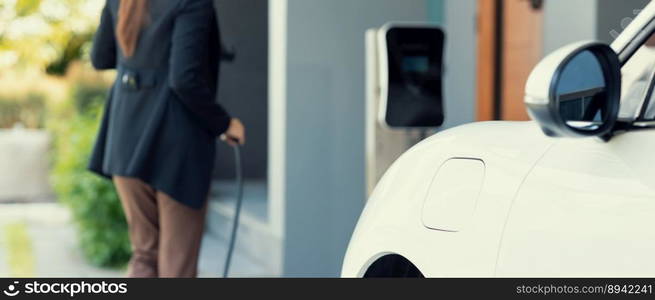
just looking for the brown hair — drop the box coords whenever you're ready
[116,0,149,57]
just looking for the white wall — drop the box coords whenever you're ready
[543,0,598,54]
[271,0,429,277]
[542,0,651,54]
[442,0,477,129]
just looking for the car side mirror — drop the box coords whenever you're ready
[525,42,621,138]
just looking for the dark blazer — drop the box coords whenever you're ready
[88,0,230,209]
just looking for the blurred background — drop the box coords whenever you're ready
[0,0,650,278]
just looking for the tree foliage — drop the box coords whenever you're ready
[0,0,103,75]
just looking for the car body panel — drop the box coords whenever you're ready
[342,122,554,277]
[344,124,655,278]
[421,158,486,232]
[496,132,655,276]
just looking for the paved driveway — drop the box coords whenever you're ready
[0,203,124,278]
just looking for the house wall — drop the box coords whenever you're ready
[277,0,430,277]
[214,0,269,179]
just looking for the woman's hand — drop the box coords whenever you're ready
[220,118,245,146]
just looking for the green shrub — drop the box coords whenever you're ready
[49,83,131,268]
[0,93,47,129]
[70,78,109,115]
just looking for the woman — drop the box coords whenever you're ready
[88,0,245,278]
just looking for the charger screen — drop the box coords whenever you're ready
[383,26,445,128]
[402,56,430,73]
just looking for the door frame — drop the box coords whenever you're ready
[476,0,503,121]
[476,0,544,121]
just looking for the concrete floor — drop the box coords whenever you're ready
[199,180,281,277]
[0,203,123,278]
[0,180,278,278]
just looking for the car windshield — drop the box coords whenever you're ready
[620,31,655,120]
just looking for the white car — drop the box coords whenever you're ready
[342,2,655,278]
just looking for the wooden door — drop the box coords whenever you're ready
[477,0,544,121]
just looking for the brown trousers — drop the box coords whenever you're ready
[113,177,207,278]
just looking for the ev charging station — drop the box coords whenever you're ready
[365,23,446,195]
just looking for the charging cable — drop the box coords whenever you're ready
[223,141,244,278]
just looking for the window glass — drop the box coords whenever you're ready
[621,32,655,120]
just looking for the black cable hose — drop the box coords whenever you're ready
[223,144,244,278]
